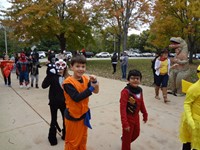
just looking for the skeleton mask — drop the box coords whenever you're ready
[55,59,67,71]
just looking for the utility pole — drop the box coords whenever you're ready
[114,35,116,52]
[4,26,8,55]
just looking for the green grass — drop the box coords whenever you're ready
[86,59,200,87]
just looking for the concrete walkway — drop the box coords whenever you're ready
[0,66,184,150]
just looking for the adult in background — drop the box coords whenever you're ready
[111,52,118,74]
[120,52,129,80]
[48,50,55,63]
[169,37,190,96]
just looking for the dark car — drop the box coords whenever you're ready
[84,52,94,58]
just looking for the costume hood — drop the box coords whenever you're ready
[20,53,26,60]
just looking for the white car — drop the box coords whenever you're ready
[55,51,72,60]
[195,53,200,59]
[38,51,46,59]
[96,52,110,58]
[64,51,72,60]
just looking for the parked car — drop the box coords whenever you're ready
[169,53,175,57]
[55,51,72,60]
[195,53,200,59]
[81,51,95,58]
[188,53,200,59]
[128,52,141,57]
[96,52,110,58]
[142,52,153,57]
[38,51,46,59]
[64,51,72,60]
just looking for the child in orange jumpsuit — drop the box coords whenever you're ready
[63,54,99,150]
[120,69,148,150]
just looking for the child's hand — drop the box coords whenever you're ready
[90,81,99,94]
[143,114,148,123]
[89,75,99,94]
[91,82,98,87]
[173,58,179,63]
[46,61,50,65]
[143,120,147,123]
[171,63,179,69]
[89,75,97,82]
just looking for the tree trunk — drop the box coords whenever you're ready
[122,17,128,51]
[117,34,121,60]
[122,7,130,52]
[56,33,66,53]
[123,25,128,51]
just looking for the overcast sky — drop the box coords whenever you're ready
[0,0,11,10]
[0,0,146,35]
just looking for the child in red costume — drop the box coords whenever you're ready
[120,69,148,150]
[0,55,14,86]
[16,53,30,89]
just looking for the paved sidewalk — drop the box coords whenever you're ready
[0,66,183,150]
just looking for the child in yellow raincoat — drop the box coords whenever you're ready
[179,65,200,150]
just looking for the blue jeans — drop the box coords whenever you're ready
[19,71,29,84]
[121,65,127,79]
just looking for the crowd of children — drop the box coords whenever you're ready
[1,36,199,150]
[0,51,41,89]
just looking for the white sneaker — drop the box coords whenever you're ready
[26,85,30,90]
[20,85,23,88]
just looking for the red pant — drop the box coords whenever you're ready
[121,117,140,150]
